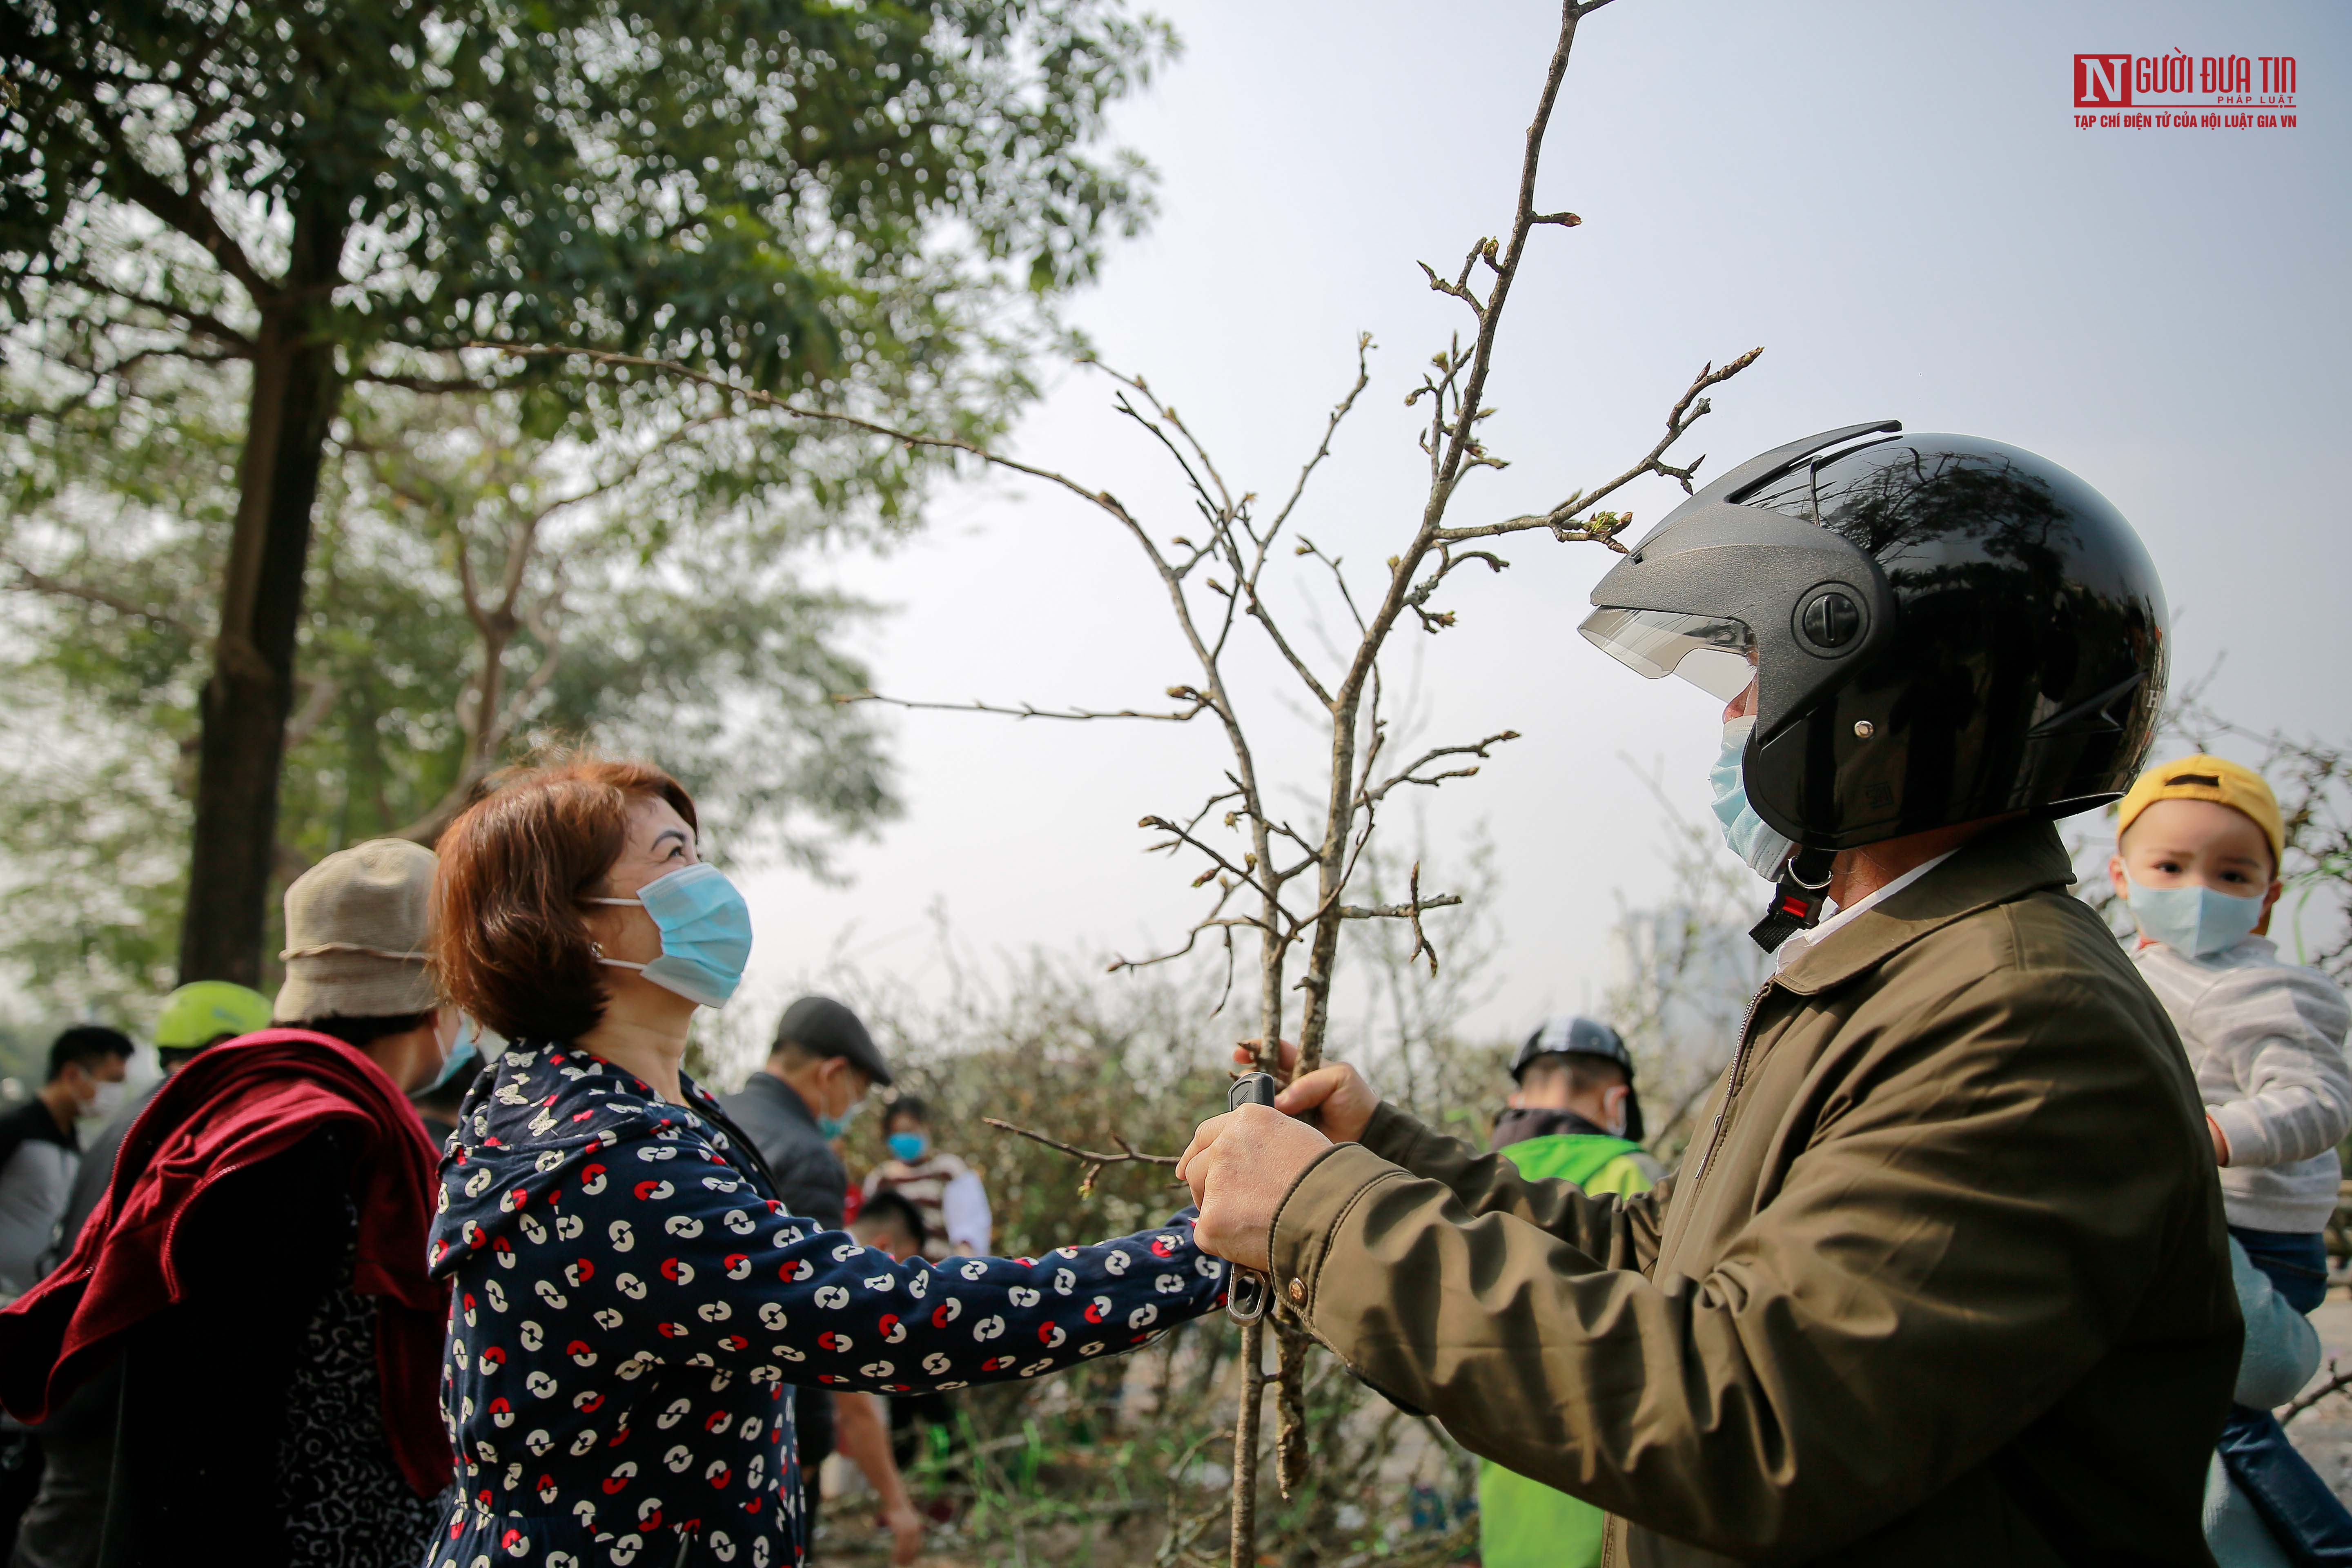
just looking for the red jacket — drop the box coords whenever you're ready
[0,1029,451,1496]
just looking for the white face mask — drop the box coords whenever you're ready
[86,1079,129,1120]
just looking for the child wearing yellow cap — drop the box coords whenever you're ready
[2111,752,2351,1278]
[2113,753,2351,1270]
[2111,754,2352,1559]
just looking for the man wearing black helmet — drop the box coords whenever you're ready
[1483,1016,1662,1568]
[1177,426,2239,1566]
[1494,1017,1661,1199]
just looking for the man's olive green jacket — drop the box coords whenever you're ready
[1270,821,2240,1566]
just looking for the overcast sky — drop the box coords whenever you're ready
[733,0,2350,1050]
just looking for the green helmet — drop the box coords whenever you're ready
[154,980,273,1051]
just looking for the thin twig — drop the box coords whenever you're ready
[982,1118,1178,1200]
[1438,348,1765,548]
[1361,731,1522,806]
[836,690,1212,724]
[484,344,1135,521]
[4,558,201,639]
[2283,1357,2352,1425]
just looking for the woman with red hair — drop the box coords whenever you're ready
[425,758,1223,1568]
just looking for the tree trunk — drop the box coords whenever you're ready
[176,216,345,986]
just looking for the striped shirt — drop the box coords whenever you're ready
[2133,935,2352,1232]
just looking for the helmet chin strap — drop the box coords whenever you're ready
[1750,846,1838,953]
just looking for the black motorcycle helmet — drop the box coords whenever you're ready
[1581,422,2167,940]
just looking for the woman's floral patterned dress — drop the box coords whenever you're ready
[426,1044,1226,1567]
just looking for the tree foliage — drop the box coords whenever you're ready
[1,0,1174,984]
[0,366,912,1014]
[3,0,1171,380]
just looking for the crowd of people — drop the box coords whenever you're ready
[0,425,2340,1568]
[0,760,1180,1568]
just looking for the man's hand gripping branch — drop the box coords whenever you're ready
[1176,1042,1381,1274]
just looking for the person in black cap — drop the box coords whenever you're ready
[718,996,920,1562]
[724,995,893,1227]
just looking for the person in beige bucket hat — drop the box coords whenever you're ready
[0,839,459,1567]
[277,837,441,1024]
[267,836,462,1100]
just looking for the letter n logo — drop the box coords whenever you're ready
[2075,54,2132,107]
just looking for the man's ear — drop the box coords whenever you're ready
[1504,1089,1526,1110]
[2256,878,2285,936]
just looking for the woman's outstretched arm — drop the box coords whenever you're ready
[502,1117,1226,1394]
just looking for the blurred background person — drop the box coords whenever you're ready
[851,1192,967,1509]
[862,1103,991,1500]
[1479,1016,1661,1568]
[0,1029,132,1302]
[851,1190,927,1261]
[863,1096,992,1260]
[1491,1016,1662,1196]
[49,983,272,1276]
[722,993,894,1550]
[0,840,455,1568]
[406,1021,488,1149]
[0,1028,130,1555]
[10,983,269,1568]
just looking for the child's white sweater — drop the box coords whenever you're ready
[2134,935,2352,1233]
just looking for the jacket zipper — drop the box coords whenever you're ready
[1690,981,1773,1187]
[1608,982,1768,1568]
[1603,980,1775,1568]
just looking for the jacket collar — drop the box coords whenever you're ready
[742,1067,818,1130]
[1492,1107,1619,1149]
[1772,818,2080,996]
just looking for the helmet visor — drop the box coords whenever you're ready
[1578,608,1755,700]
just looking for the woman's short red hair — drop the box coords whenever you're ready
[432,757,698,1043]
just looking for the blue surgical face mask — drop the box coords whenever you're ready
[887,1131,929,1163]
[1709,717,1797,880]
[591,862,754,1008]
[816,1098,862,1142]
[424,1020,482,1095]
[2125,875,2265,958]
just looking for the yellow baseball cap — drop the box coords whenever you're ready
[154,980,274,1051]
[2116,753,2285,872]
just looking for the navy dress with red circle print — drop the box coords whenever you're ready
[427,1044,1226,1567]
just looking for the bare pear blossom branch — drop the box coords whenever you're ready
[980,1119,1179,1200]
[833,689,1214,724]
[1362,731,1523,806]
[514,5,1757,1557]
[1438,346,1765,547]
